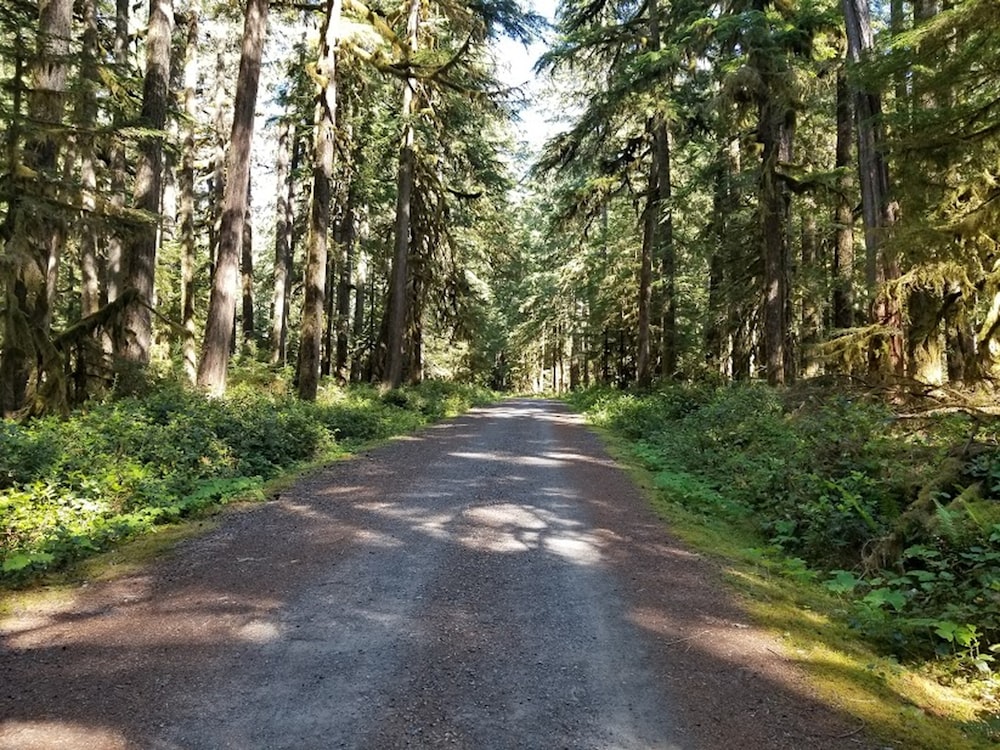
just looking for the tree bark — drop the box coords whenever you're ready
[270,119,297,365]
[800,204,821,377]
[705,145,728,372]
[119,0,174,366]
[335,185,357,382]
[842,0,902,375]
[322,221,338,378]
[906,288,944,384]
[208,50,229,275]
[1,0,74,414]
[723,139,752,381]
[350,250,368,382]
[944,291,976,382]
[79,0,101,320]
[833,67,855,331]
[241,176,256,348]
[178,5,199,383]
[383,0,421,390]
[105,0,130,306]
[297,0,341,401]
[636,119,657,389]
[196,0,268,394]
[758,95,794,385]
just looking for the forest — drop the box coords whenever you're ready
[1,0,999,736]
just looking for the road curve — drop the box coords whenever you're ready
[1,399,872,749]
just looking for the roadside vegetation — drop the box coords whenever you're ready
[0,373,492,585]
[568,382,1000,748]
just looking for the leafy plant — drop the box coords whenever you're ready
[1,378,493,584]
[571,382,1000,673]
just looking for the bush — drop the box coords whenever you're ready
[571,382,1000,666]
[1,378,493,583]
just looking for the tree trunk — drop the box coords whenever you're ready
[906,288,944,384]
[383,0,421,390]
[105,0,130,306]
[1,0,74,415]
[705,146,728,371]
[723,139,753,381]
[842,0,902,375]
[241,177,255,348]
[208,51,229,275]
[833,67,855,331]
[350,250,368,382]
[757,94,794,385]
[297,0,340,401]
[179,5,199,383]
[944,290,976,382]
[335,186,357,382]
[654,126,676,377]
[270,119,297,365]
[636,119,657,389]
[79,0,101,321]
[196,0,268,394]
[322,222,338,378]
[119,0,174,366]
[800,205,822,377]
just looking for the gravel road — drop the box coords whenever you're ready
[1,399,874,749]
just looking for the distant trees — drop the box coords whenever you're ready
[518,0,1000,391]
[4,0,991,408]
[0,0,540,414]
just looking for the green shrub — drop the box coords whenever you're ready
[1,378,493,583]
[570,382,1000,666]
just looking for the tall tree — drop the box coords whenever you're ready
[1,0,74,414]
[197,0,269,395]
[382,0,421,390]
[178,2,200,383]
[118,0,175,366]
[103,0,131,308]
[270,117,297,366]
[832,66,855,330]
[841,0,901,375]
[297,0,341,401]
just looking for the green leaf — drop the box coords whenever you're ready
[1,553,32,572]
[2,551,55,572]
[826,569,860,594]
[863,587,907,612]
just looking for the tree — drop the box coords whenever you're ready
[841,0,901,375]
[270,117,297,366]
[119,0,175,367]
[1,0,74,414]
[297,0,341,401]
[382,0,421,390]
[197,0,269,395]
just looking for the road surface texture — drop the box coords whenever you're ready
[1,399,875,749]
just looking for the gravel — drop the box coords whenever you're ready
[0,398,875,749]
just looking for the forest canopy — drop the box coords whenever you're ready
[2,0,999,408]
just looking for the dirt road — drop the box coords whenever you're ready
[1,399,873,749]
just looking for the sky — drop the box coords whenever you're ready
[492,0,561,155]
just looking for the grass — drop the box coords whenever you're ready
[592,421,1000,750]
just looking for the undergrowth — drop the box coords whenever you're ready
[568,383,1000,685]
[0,377,492,584]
